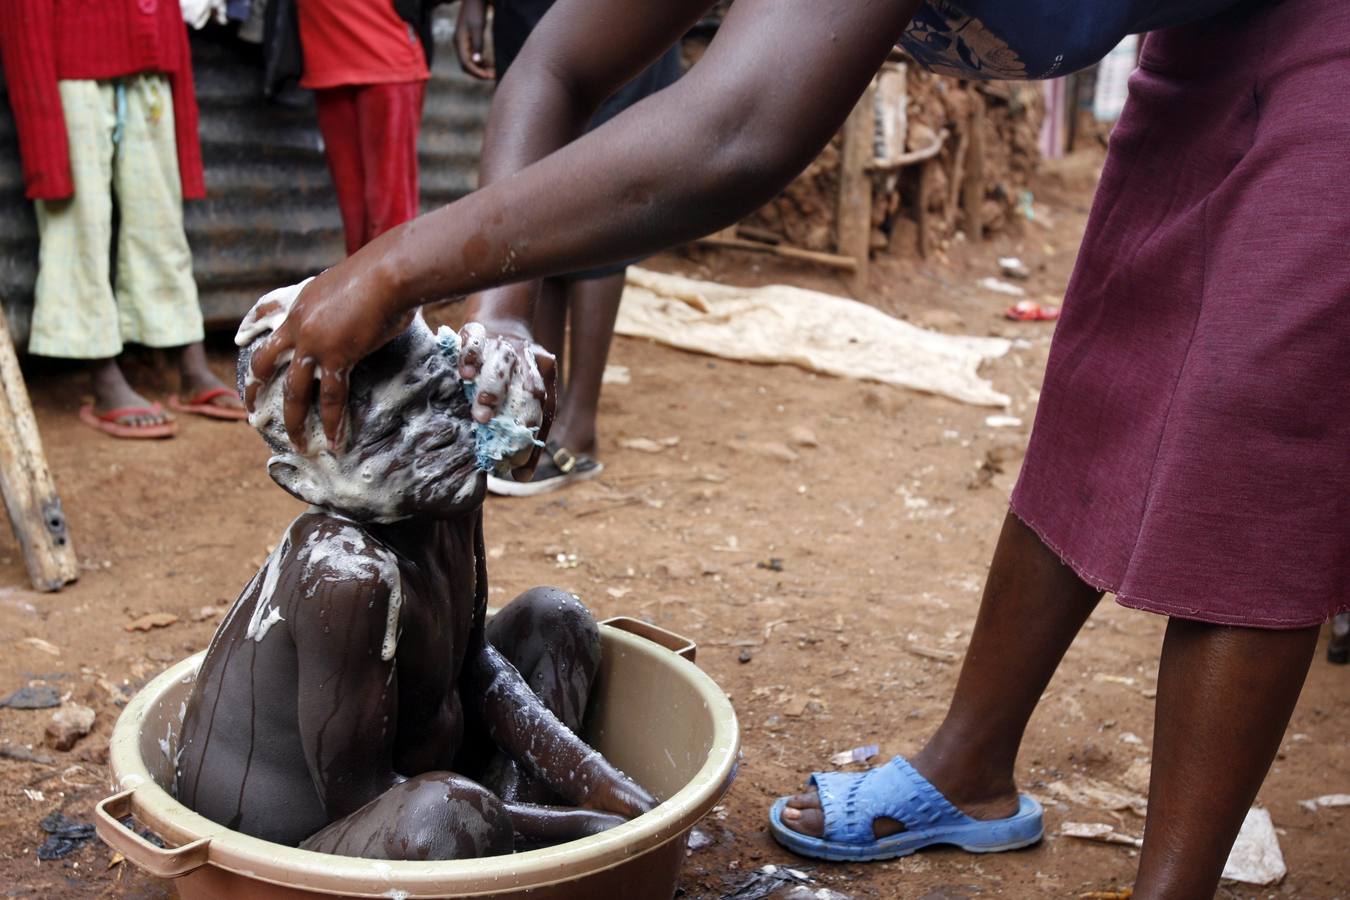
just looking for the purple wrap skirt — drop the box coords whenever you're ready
[1011,0,1350,628]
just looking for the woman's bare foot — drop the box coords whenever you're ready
[89,358,173,428]
[177,341,244,413]
[778,746,1022,839]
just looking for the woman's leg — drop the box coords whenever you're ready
[781,511,1103,837]
[1132,619,1316,899]
[549,270,626,454]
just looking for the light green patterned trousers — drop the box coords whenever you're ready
[29,75,203,359]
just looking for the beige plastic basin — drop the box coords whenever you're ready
[96,616,739,899]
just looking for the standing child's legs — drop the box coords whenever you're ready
[111,74,238,415]
[315,86,368,256]
[30,80,172,430]
[1132,619,1316,899]
[552,270,625,454]
[356,81,425,244]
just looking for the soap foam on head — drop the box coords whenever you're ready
[235,283,543,523]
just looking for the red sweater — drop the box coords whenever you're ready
[0,0,204,201]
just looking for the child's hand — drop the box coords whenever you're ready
[455,0,496,80]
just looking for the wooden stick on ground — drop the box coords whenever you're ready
[0,307,78,591]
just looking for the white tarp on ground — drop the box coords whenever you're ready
[617,268,1012,408]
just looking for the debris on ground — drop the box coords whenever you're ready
[0,684,62,709]
[720,864,814,900]
[977,277,1027,298]
[44,704,96,751]
[192,604,226,622]
[788,426,819,448]
[998,257,1032,280]
[0,744,56,766]
[1059,821,1143,848]
[688,828,714,852]
[1221,807,1286,886]
[1079,889,1133,900]
[782,888,853,900]
[756,558,785,573]
[830,744,880,766]
[19,637,61,656]
[1298,793,1350,811]
[123,612,179,632]
[1005,299,1060,321]
[983,415,1023,428]
[602,364,631,385]
[36,812,97,861]
[1045,775,1148,816]
[619,436,680,453]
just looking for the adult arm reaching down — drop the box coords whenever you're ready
[248,0,921,448]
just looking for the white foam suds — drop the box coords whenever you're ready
[245,527,293,644]
[298,523,404,661]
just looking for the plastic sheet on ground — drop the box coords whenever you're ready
[618,268,1012,408]
[1221,807,1286,886]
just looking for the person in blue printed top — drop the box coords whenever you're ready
[246,1,1350,896]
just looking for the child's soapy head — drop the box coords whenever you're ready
[237,304,483,523]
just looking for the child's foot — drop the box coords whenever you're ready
[487,439,602,497]
[174,343,246,420]
[83,358,177,438]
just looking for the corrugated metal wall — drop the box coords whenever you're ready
[0,15,491,345]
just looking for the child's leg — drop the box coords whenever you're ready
[552,270,626,454]
[314,86,368,256]
[300,773,513,859]
[1132,619,1316,899]
[356,81,425,245]
[111,75,204,357]
[481,587,602,804]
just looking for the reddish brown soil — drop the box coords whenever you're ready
[1,154,1346,899]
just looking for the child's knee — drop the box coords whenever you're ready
[399,774,514,858]
[509,587,599,647]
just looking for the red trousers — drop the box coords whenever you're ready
[314,81,425,255]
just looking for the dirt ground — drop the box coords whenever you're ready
[1,153,1346,899]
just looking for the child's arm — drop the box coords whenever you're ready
[466,643,656,818]
[293,562,406,819]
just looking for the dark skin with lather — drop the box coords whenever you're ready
[177,323,653,857]
[244,0,1321,895]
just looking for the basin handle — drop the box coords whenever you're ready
[94,789,212,879]
[601,616,697,663]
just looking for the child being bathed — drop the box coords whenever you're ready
[174,289,654,859]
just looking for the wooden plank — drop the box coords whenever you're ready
[837,83,876,296]
[0,309,77,591]
[961,92,987,241]
[697,235,857,271]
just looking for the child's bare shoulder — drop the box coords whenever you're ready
[288,512,399,598]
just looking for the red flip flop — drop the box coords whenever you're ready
[78,403,178,440]
[168,387,248,421]
[1005,300,1060,322]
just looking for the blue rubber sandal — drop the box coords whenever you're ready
[767,756,1043,862]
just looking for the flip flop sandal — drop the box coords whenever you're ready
[78,403,178,440]
[486,441,604,497]
[168,387,248,421]
[768,756,1043,862]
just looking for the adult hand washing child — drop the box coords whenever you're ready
[175,300,652,858]
[243,0,1350,896]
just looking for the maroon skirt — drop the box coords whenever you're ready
[1011,0,1350,629]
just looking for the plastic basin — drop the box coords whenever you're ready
[96,616,739,899]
